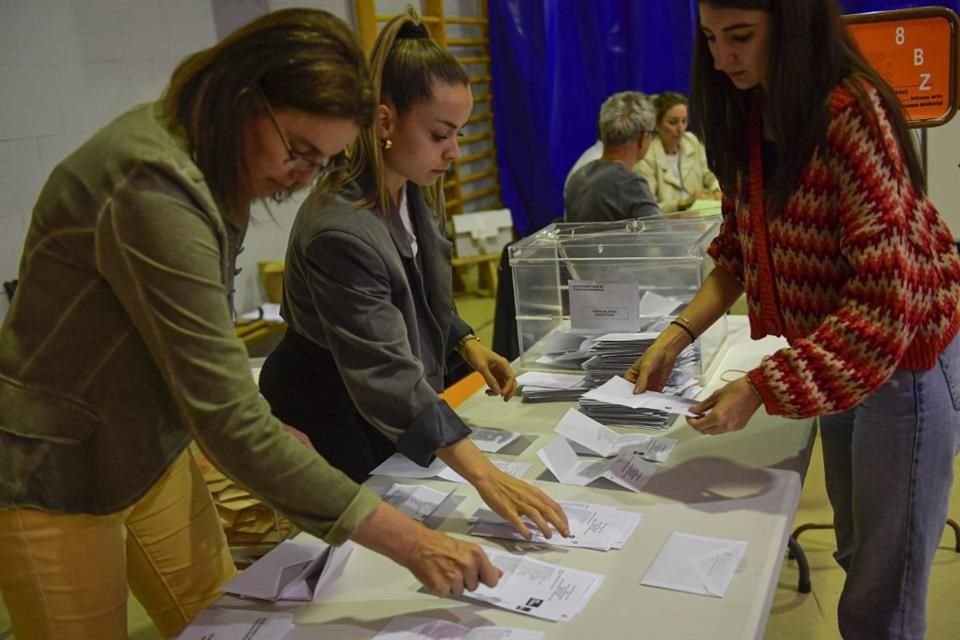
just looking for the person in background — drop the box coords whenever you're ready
[563,139,603,190]
[635,91,722,213]
[627,1,960,638]
[564,91,661,222]
[259,10,569,541]
[0,11,501,639]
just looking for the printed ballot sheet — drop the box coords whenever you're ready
[641,532,749,598]
[466,548,605,622]
[568,280,640,331]
[370,453,531,483]
[536,437,656,492]
[382,483,454,522]
[468,500,642,551]
[223,536,352,602]
[175,609,294,640]
[373,616,544,640]
[554,408,677,462]
[581,376,701,416]
[468,427,522,453]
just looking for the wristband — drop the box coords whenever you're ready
[669,320,696,343]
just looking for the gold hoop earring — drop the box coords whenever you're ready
[382,138,393,151]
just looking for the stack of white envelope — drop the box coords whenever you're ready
[536,437,657,493]
[465,548,605,622]
[468,500,642,551]
[517,371,591,403]
[554,408,678,462]
[222,534,353,603]
[579,376,701,429]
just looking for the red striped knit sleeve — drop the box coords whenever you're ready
[706,195,745,283]
[747,84,936,418]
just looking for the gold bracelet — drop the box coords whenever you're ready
[456,333,481,356]
[673,315,698,337]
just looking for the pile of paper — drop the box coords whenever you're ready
[516,371,590,403]
[579,376,701,430]
[554,408,677,462]
[381,483,454,522]
[466,548,604,622]
[190,445,292,548]
[536,437,656,493]
[581,333,700,389]
[223,535,353,603]
[468,427,522,452]
[531,330,594,370]
[176,609,294,640]
[374,616,543,640]
[370,453,531,483]
[468,500,642,551]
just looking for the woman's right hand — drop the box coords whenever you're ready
[625,333,684,393]
[404,528,502,597]
[351,501,500,598]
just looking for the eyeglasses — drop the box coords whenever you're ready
[259,91,332,172]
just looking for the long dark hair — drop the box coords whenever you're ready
[338,7,469,214]
[691,0,924,214]
[163,9,374,224]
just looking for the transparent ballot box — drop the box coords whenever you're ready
[509,218,728,378]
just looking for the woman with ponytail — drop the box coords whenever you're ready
[260,9,569,541]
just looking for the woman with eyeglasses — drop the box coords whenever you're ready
[635,92,722,213]
[628,1,960,637]
[258,10,570,541]
[0,10,502,639]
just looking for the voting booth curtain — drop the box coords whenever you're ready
[488,0,960,237]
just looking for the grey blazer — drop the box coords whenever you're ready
[280,178,473,465]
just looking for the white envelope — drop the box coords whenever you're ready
[536,437,655,492]
[641,532,748,598]
[554,408,677,462]
[223,537,353,602]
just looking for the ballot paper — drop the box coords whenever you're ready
[371,453,531,483]
[382,483,454,521]
[640,532,748,598]
[373,616,544,640]
[568,280,641,331]
[467,548,605,622]
[554,408,677,462]
[516,371,587,389]
[469,427,522,453]
[468,500,642,551]
[223,536,353,602]
[176,609,294,640]
[536,437,656,493]
[581,376,701,416]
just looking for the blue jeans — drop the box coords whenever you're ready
[820,334,960,640]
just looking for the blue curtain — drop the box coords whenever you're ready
[489,0,960,236]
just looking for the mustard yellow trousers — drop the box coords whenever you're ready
[0,449,236,639]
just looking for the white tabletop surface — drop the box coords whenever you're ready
[224,316,815,640]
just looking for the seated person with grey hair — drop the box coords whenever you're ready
[564,91,660,222]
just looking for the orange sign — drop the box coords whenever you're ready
[846,7,960,126]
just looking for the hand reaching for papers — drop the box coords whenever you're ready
[625,330,685,393]
[687,377,763,435]
[473,467,571,540]
[351,502,500,597]
[461,340,517,401]
[407,528,502,597]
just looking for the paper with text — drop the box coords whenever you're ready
[554,408,677,462]
[536,437,656,492]
[582,376,701,416]
[175,609,294,640]
[568,280,640,331]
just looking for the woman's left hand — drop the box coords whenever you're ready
[461,340,517,401]
[473,468,571,539]
[686,377,763,435]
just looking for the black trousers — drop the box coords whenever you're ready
[259,330,395,483]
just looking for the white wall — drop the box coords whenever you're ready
[926,115,960,239]
[0,0,354,319]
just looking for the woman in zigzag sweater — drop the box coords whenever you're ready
[627,1,960,639]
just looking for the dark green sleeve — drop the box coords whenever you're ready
[94,165,380,544]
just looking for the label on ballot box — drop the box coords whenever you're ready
[568,280,640,331]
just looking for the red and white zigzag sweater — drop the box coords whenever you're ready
[707,79,960,419]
